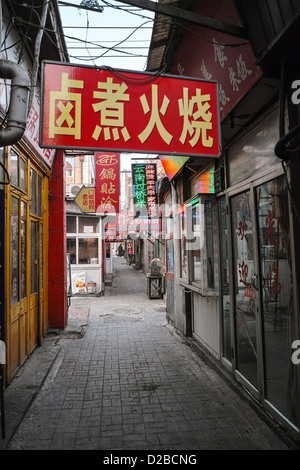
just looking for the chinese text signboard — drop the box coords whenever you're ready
[171,3,262,122]
[132,163,158,218]
[75,186,96,213]
[95,152,120,214]
[0,27,56,168]
[105,220,124,242]
[40,62,221,158]
[105,212,160,242]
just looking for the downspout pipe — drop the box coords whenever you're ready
[0,59,30,147]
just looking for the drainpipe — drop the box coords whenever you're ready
[0,60,30,147]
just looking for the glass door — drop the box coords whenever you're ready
[256,176,299,430]
[219,196,231,363]
[227,174,299,431]
[230,191,259,393]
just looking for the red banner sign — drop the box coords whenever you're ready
[95,152,120,214]
[171,3,262,122]
[40,62,221,158]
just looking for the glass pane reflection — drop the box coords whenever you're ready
[257,176,298,427]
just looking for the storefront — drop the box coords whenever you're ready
[218,105,299,435]
[0,0,68,382]
[158,101,300,437]
[66,213,105,295]
[144,0,300,440]
[3,143,50,380]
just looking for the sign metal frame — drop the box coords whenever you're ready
[40,61,222,158]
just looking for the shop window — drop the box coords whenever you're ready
[10,196,28,305]
[21,201,27,299]
[257,176,295,424]
[205,200,215,290]
[11,196,19,305]
[78,238,99,264]
[10,151,26,191]
[10,152,19,187]
[67,215,101,265]
[37,174,42,217]
[79,216,99,233]
[67,238,76,264]
[67,216,77,233]
[20,158,26,192]
[30,169,37,215]
[30,221,39,294]
[30,169,43,217]
[179,207,188,282]
[179,194,218,295]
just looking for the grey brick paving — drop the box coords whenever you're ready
[3,258,296,450]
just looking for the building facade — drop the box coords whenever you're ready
[147,0,300,439]
[65,153,104,295]
[0,0,68,382]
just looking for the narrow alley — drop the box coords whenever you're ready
[1,257,295,452]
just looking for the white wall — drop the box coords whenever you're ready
[192,294,220,358]
[71,266,102,294]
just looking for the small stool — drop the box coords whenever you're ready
[147,274,163,299]
[0,364,5,439]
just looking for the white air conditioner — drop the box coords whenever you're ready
[66,184,83,198]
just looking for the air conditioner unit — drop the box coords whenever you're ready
[67,184,83,198]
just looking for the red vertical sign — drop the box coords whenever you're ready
[95,152,120,214]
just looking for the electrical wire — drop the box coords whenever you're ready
[5,14,151,61]
[100,0,153,22]
[94,19,153,61]
[83,8,96,66]
[98,0,250,48]
[1,0,252,117]
[4,1,250,80]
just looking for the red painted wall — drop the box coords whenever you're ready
[48,149,67,329]
[170,0,262,122]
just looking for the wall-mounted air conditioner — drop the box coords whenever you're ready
[66,184,83,198]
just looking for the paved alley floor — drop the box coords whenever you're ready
[2,257,297,452]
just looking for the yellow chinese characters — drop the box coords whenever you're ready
[49,73,84,139]
[100,182,116,195]
[48,73,215,151]
[138,84,173,145]
[92,77,130,142]
[179,87,214,148]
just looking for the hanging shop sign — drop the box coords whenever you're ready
[105,221,124,242]
[171,3,262,122]
[191,164,215,194]
[75,186,96,213]
[118,211,160,233]
[159,155,189,181]
[40,61,221,158]
[132,163,158,218]
[95,152,120,214]
[25,95,56,169]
